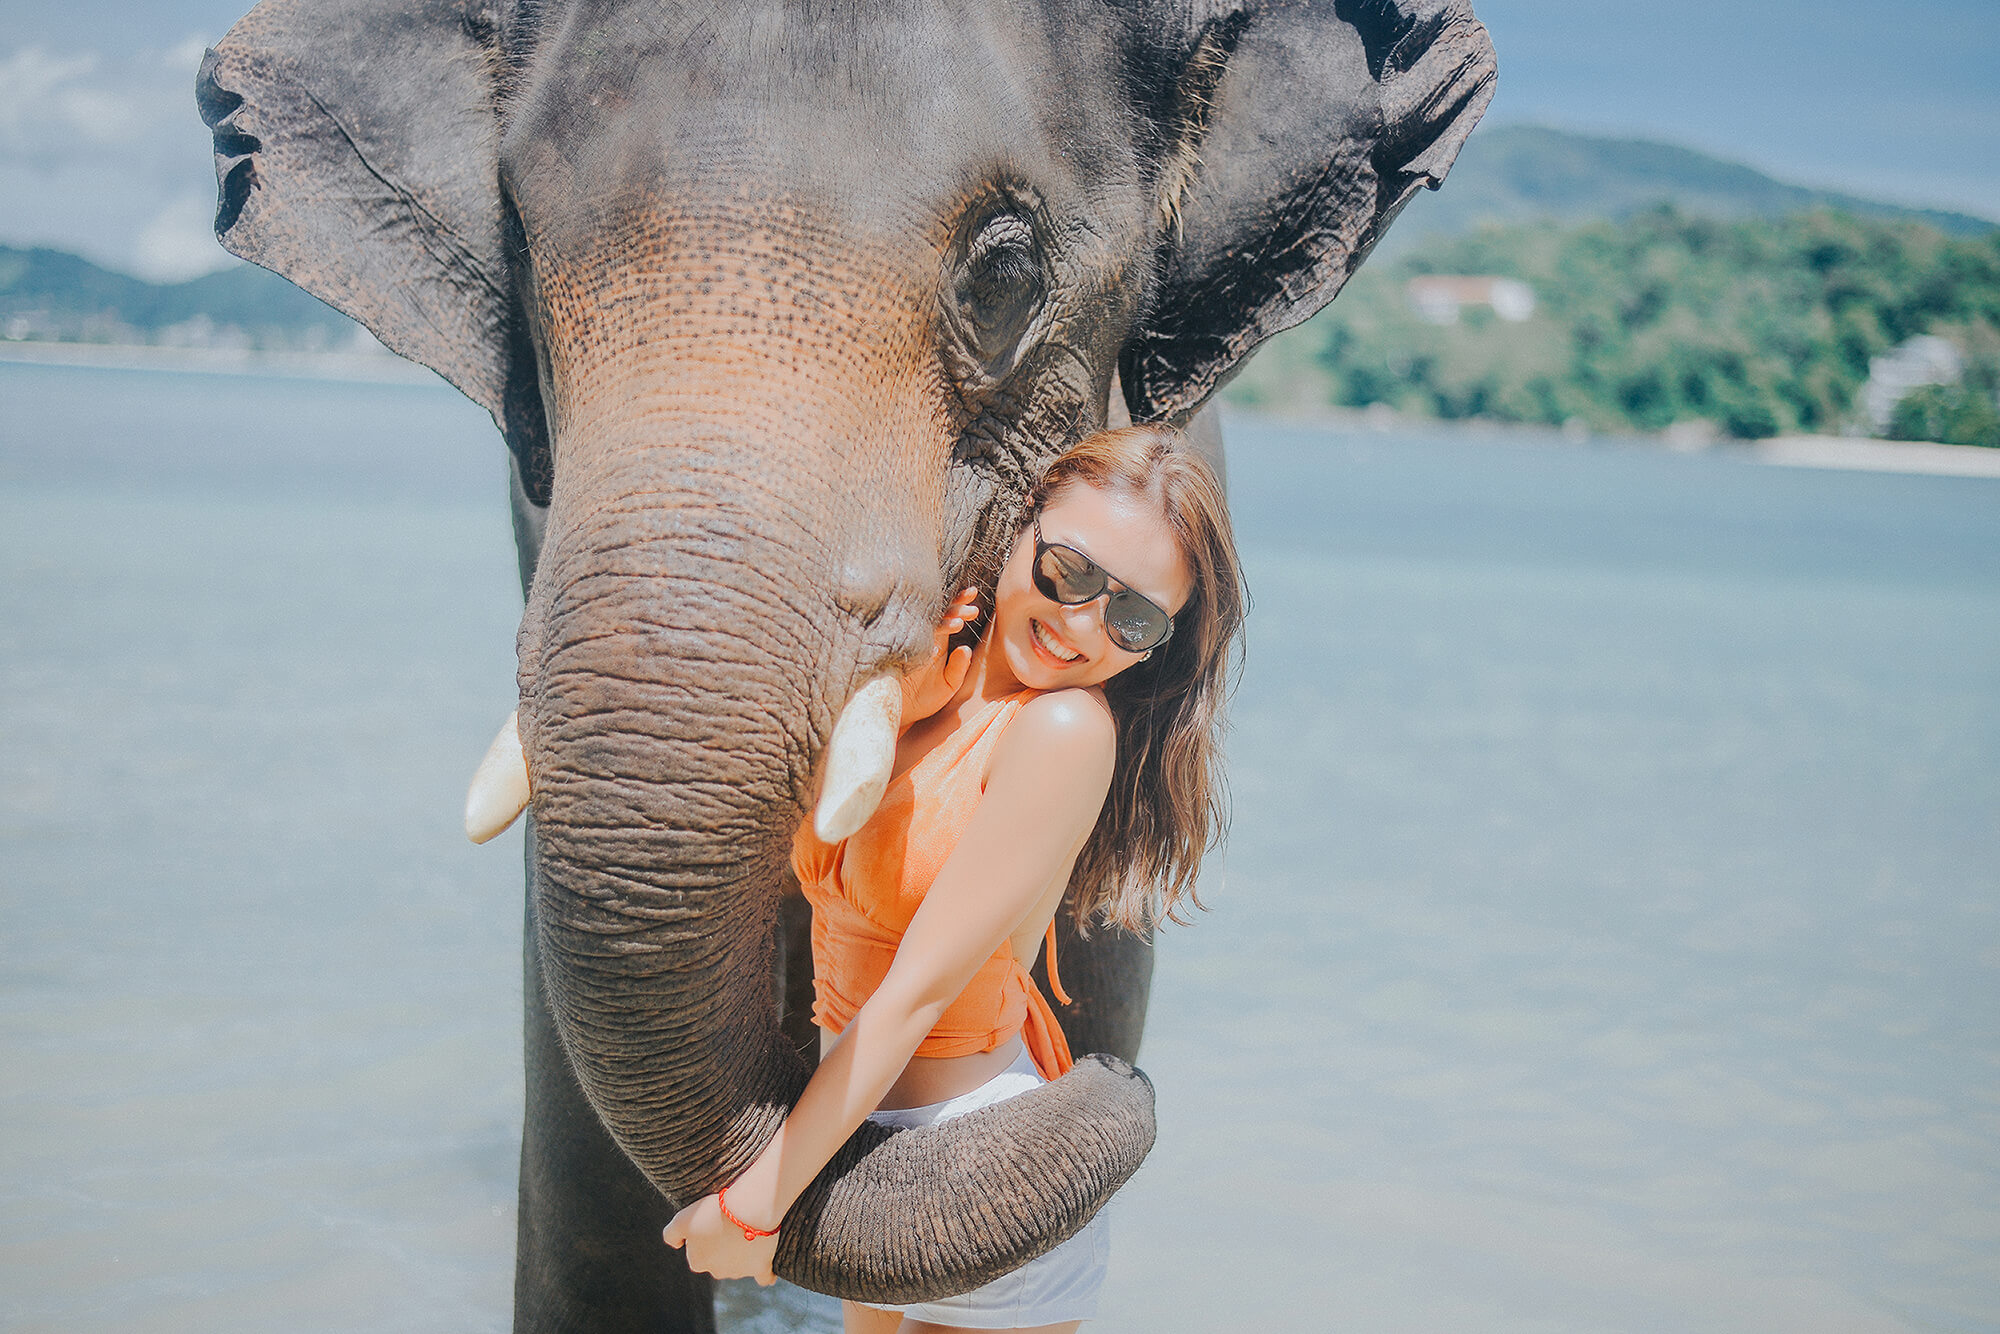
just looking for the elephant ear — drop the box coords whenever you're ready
[1120,0,1497,425]
[197,0,550,501]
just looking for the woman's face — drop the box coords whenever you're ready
[989,482,1196,693]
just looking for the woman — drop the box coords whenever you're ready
[664,424,1246,1332]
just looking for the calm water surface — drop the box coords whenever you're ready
[3,363,1996,1332]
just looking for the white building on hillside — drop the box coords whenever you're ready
[1406,275,1537,325]
[1860,335,1963,434]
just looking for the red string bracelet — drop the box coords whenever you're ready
[717,1186,779,1242]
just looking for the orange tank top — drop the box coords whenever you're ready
[790,689,1075,1080]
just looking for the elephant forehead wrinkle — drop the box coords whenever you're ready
[546,354,942,492]
[550,332,926,443]
[537,623,794,681]
[543,927,767,998]
[540,258,929,370]
[584,488,855,557]
[534,678,813,799]
[606,618,823,682]
[544,689,811,774]
[565,780,774,820]
[540,786,787,838]
[535,672,803,747]
[548,877,773,953]
[539,839,779,890]
[549,552,819,612]
[565,847,767,887]
[556,747,792,811]
[529,677,800,730]
[549,993,778,1080]
[551,354,931,444]
[539,625,814,696]
[544,525,835,606]
[535,839,784,903]
[535,689,791,752]
[539,534,863,654]
[540,907,787,980]
[539,905,753,951]
[554,850,779,897]
[541,206,925,322]
[533,714,788,776]
[547,420,952,570]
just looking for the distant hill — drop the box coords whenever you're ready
[0,245,356,350]
[1228,207,2000,446]
[1382,124,1996,255]
[3,125,1992,358]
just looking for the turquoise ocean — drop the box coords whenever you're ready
[3,361,1996,1332]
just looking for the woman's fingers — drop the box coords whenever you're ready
[948,589,981,622]
[936,589,981,641]
[900,589,983,729]
[942,643,973,695]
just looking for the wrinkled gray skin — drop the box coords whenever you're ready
[199,1,1492,1328]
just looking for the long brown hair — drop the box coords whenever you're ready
[1022,424,1246,935]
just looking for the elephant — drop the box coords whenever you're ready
[197,0,1493,1328]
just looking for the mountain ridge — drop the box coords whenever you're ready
[0,243,354,348]
[3,126,1992,348]
[1381,124,1994,255]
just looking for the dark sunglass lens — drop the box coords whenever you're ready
[1031,554,1060,602]
[1038,544,1103,604]
[1105,591,1168,651]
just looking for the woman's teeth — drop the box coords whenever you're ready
[1032,619,1083,664]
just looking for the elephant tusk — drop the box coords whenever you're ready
[814,675,903,843]
[465,709,531,844]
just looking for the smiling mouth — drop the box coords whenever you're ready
[1031,618,1084,665]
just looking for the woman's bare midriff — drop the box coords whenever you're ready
[816,1029,1028,1110]
[891,1039,1028,1110]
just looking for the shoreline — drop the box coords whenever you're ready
[1747,433,2000,480]
[0,338,441,386]
[1224,404,2000,480]
[9,340,1995,480]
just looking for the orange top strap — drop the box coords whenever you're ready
[1044,920,1073,1006]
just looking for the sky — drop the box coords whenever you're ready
[1,0,1996,281]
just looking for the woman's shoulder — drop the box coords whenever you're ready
[1017,684,1114,730]
[1002,687,1116,773]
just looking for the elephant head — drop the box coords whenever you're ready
[199,0,1493,1302]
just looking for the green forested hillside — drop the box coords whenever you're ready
[9,130,1999,449]
[1229,208,2000,445]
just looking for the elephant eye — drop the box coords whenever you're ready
[953,213,1044,366]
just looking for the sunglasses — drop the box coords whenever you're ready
[1031,514,1176,654]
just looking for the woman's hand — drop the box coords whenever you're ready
[662,1193,780,1286]
[899,587,980,729]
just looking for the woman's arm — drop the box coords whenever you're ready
[662,689,1116,1282]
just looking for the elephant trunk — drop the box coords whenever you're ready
[519,396,1153,1299]
[523,491,820,1193]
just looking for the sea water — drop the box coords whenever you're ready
[2,362,1995,1333]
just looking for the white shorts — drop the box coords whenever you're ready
[854,1045,1111,1328]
